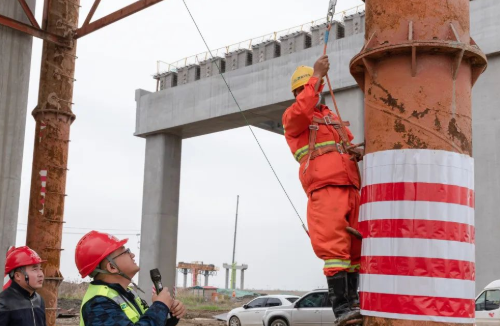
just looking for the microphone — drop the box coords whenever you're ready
[150,268,164,295]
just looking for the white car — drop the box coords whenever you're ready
[263,289,334,326]
[476,280,500,325]
[228,295,300,326]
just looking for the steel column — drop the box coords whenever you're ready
[25,0,78,325]
[351,0,486,325]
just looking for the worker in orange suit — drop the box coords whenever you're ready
[283,55,363,323]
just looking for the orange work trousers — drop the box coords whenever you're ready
[307,185,361,276]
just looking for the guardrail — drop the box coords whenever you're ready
[155,3,365,76]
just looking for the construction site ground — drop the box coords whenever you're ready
[56,282,307,326]
[57,308,228,326]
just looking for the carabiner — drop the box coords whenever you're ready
[327,0,337,22]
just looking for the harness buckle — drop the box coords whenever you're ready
[336,142,344,154]
[323,115,333,125]
[309,125,319,130]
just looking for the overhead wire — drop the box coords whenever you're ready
[181,0,310,236]
[16,222,140,235]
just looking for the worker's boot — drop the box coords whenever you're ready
[328,272,362,326]
[327,272,350,318]
[347,272,360,309]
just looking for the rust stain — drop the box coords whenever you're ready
[448,118,471,153]
[404,130,428,149]
[373,81,406,113]
[410,108,430,119]
[434,114,442,131]
[393,142,403,149]
[394,119,406,133]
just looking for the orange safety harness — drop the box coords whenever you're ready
[301,115,351,166]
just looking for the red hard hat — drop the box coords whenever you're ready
[4,246,45,275]
[75,231,128,278]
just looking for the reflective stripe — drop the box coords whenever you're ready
[324,259,351,269]
[349,264,360,272]
[294,141,338,162]
[80,284,147,326]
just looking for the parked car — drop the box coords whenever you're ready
[476,280,500,325]
[228,295,300,326]
[263,289,334,326]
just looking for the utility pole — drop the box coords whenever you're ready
[231,195,239,290]
[0,1,166,325]
[350,0,487,325]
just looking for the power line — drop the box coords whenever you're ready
[16,229,140,236]
[181,0,309,236]
[17,222,140,233]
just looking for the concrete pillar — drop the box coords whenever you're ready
[182,269,188,288]
[473,55,500,291]
[231,267,236,290]
[204,271,209,287]
[225,268,229,289]
[240,269,245,290]
[0,0,36,288]
[138,133,182,303]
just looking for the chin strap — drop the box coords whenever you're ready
[92,256,145,294]
[10,269,37,293]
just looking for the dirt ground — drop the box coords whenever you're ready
[56,309,227,326]
[56,298,229,326]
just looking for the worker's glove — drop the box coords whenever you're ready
[347,147,364,162]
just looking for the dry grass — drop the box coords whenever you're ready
[58,283,242,311]
[57,282,307,312]
[176,289,239,311]
[58,281,89,300]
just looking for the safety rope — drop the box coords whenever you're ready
[315,0,363,179]
[181,0,310,237]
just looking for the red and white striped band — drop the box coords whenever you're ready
[359,149,475,324]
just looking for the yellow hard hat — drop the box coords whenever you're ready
[290,66,324,92]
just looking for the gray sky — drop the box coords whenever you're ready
[16,0,364,291]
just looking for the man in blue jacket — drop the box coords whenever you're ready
[76,231,186,326]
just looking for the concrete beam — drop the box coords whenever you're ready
[135,33,364,139]
[223,263,248,270]
[0,0,35,286]
[138,134,181,302]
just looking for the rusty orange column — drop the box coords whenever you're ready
[25,1,79,325]
[350,0,486,325]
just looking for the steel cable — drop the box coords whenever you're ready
[181,0,309,236]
